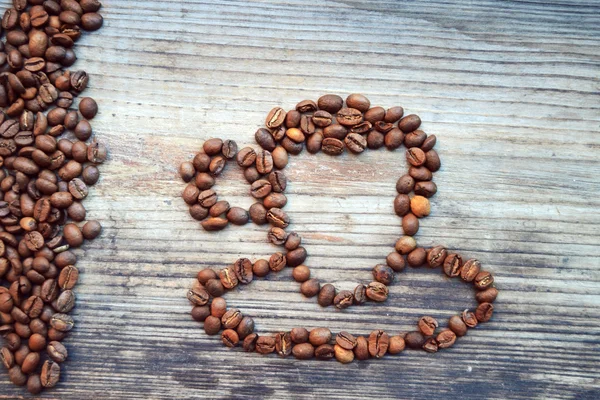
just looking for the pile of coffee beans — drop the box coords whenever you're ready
[183,94,498,363]
[0,0,106,394]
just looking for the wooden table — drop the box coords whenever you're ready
[2,0,599,398]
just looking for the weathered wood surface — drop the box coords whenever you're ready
[2,0,600,398]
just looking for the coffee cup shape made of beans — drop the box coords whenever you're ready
[181,94,497,362]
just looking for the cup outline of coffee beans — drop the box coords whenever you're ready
[0,0,106,394]
[182,94,498,363]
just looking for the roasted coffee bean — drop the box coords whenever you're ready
[395,236,417,255]
[306,131,323,153]
[422,338,438,353]
[336,331,357,350]
[312,110,332,127]
[255,128,276,151]
[50,313,73,332]
[221,308,243,329]
[346,93,370,112]
[292,343,314,360]
[291,327,309,343]
[81,12,103,31]
[275,331,292,357]
[249,202,268,225]
[300,279,319,297]
[461,259,481,282]
[271,146,288,169]
[79,97,98,119]
[284,232,301,250]
[368,330,389,358]
[309,328,331,346]
[427,246,447,268]
[425,150,441,172]
[317,283,336,307]
[226,207,248,225]
[337,107,363,127]
[407,247,427,267]
[344,132,367,153]
[219,267,238,289]
[353,284,366,305]
[209,201,230,218]
[233,258,253,284]
[221,329,239,348]
[321,137,344,155]
[242,333,258,352]
[204,315,221,335]
[334,344,354,363]
[436,329,456,349]
[398,114,421,132]
[205,279,225,297]
[265,107,286,129]
[418,316,438,336]
[414,181,437,198]
[476,287,498,303]
[448,315,468,337]
[366,281,388,302]
[285,110,301,128]
[388,336,406,354]
[333,290,353,309]
[268,171,287,192]
[405,331,426,349]
[462,309,478,328]
[372,264,394,285]
[236,316,254,339]
[475,303,494,322]
[252,259,270,278]
[256,335,276,354]
[269,252,286,272]
[474,271,494,290]
[286,247,306,267]
[394,194,410,216]
[323,124,347,140]
[364,106,385,123]
[296,99,317,113]
[187,287,209,306]
[266,207,289,228]
[443,253,463,277]
[317,94,343,114]
[404,129,427,148]
[255,149,273,174]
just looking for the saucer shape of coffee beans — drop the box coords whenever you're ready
[0,0,106,394]
[181,94,498,363]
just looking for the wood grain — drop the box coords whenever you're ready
[2,0,600,398]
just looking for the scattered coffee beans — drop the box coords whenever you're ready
[0,0,105,394]
[183,94,498,364]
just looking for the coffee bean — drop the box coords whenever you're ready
[334,344,354,363]
[476,287,498,303]
[286,247,306,267]
[317,283,336,307]
[255,128,276,151]
[203,138,223,156]
[300,279,319,297]
[475,302,494,322]
[346,94,370,112]
[474,271,494,290]
[448,315,468,337]
[249,202,267,225]
[398,114,421,133]
[394,194,410,216]
[427,246,447,268]
[366,281,388,302]
[317,94,343,114]
[309,328,331,346]
[368,330,389,358]
[192,306,210,322]
[353,284,366,305]
[79,97,97,119]
[337,107,363,127]
[292,265,310,283]
[312,110,332,127]
[436,329,456,349]
[268,171,287,192]
[291,327,309,343]
[252,259,270,278]
[443,253,463,277]
[219,267,238,289]
[323,124,347,140]
[9,365,27,386]
[321,137,344,155]
[407,247,427,267]
[296,99,317,113]
[187,287,209,306]
[402,213,419,236]
[266,207,289,228]
[353,336,369,360]
[333,290,353,309]
[422,338,438,353]
[404,129,427,148]
[344,132,366,153]
[299,114,315,135]
[461,259,481,282]
[265,107,286,129]
[256,335,276,354]
[285,110,301,128]
[418,316,438,336]
[421,134,437,152]
[275,331,292,357]
[255,149,273,174]
[364,106,385,123]
[81,12,103,31]
[292,343,314,359]
[226,207,248,225]
[388,336,406,354]
[336,331,357,350]
[233,258,253,284]
[462,309,478,328]
[204,315,221,335]
[405,331,425,349]
[250,179,272,199]
[221,329,239,347]
[271,146,288,169]
[236,316,254,339]
[425,150,441,172]
[373,264,394,285]
[414,181,437,198]
[269,252,286,272]
[242,333,258,352]
[284,232,301,250]
[306,130,323,153]
[205,279,225,297]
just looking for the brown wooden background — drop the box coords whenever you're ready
[2,0,600,398]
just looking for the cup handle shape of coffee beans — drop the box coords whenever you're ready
[0,0,106,395]
[182,94,498,362]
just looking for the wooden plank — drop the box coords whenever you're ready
[1,0,600,398]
